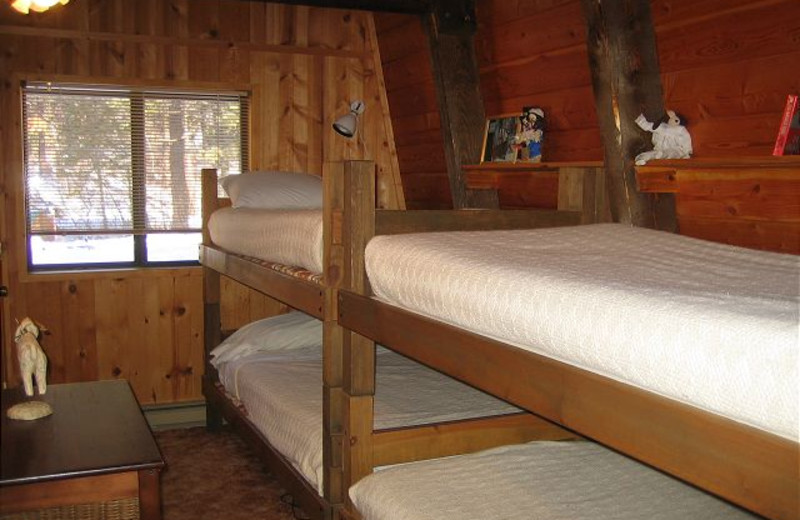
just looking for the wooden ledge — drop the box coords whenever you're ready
[463,161,604,172]
[636,156,800,193]
[636,156,800,169]
[464,162,604,191]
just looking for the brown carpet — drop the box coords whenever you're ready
[155,427,302,520]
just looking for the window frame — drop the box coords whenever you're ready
[20,81,250,273]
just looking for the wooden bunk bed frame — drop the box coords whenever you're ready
[200,162,600,520]
[336,162,800,520]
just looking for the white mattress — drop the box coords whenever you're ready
[349,441,756,520]
[365,223,800,440]
[217,346,521,494]
[207,207,323,273]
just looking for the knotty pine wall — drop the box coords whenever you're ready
[376,0,800,222]
[0,0,403,405]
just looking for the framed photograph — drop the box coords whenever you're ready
[481,116,520,163]
[517,107,546,162]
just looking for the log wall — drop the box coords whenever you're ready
[376,0,800,244]
[0,0,402,404]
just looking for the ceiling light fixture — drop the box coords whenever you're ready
[11,0,69,15]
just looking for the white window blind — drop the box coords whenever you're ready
[22,82,248,268]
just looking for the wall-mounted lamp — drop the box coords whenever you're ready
[332,100,365,138]
[11,0,69,14]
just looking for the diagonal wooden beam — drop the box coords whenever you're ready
[423,0,499,209]
[580,0,677,231]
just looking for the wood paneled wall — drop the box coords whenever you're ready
[377,0,800,219]
[649,0,799,155]
[373,13,447,208]
[0,0,402,404]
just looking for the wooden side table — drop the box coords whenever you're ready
[0,380,165,519]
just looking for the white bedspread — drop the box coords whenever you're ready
[208,207,323,273]
[365,224,799,440]
[217,346,521,494]
[349,441,756,520]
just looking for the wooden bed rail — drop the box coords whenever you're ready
[375,208,582,235]
[371,413,577,467]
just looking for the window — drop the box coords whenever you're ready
[22,82,248,270]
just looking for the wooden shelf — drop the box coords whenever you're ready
[635,156,800,193]
[464,161,604,191]
[463,161,604,172]
[463,162,608,221]
[635,156,800,169]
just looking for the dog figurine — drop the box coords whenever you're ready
[14,317,48,397]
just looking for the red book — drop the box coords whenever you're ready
[773,94,800,155]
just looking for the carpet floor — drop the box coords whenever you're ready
[155,427,304,520]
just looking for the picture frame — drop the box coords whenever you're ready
[481,116,520,163]
[517,107,546,163]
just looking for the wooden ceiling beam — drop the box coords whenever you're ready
[243,0,434,14]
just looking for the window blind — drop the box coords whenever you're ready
[22,82,249,237]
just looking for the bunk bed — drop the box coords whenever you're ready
[199,162,594,520]
[336,164,800,520]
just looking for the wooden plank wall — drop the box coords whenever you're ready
[0,0,402,405]
[652,0,800,155]
[373,14,449,208]
[376,1,800,245]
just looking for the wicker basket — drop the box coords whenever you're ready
[0,498,139,520]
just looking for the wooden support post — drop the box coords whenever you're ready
[341,161,377,508]
[201,169,218,248]
[556,166,610,224]
[322,162,346,508]
[201,169,223,431]
[423,0,499,210]
[580,0,677,231]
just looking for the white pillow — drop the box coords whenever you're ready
[219,171,323,209]
[210,311,322,367]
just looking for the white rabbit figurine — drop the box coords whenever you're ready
[635,110,693,165]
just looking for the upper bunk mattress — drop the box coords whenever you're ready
[216,345,521,494]
[349,441,756,520]
[365,223,800,440]
[208,207,323,273]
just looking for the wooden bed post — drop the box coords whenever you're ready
[341,161,377,510]
[322,162,346,513]
[201,168,223,431]
[579,0,677,231]
[557,166,609,224]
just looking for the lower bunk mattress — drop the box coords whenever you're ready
[349,441,756,520]
[364,223,799,440]
[211,313,521,494]
[207,207,323,274]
